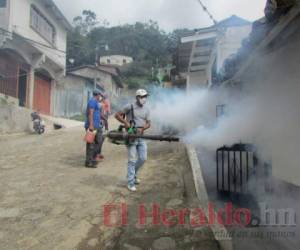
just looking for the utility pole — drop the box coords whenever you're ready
[94,44,109,90]
[95,45,99,66]
[94,45,99,90]
[95,44,109,66]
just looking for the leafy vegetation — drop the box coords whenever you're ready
[67,10,193,89]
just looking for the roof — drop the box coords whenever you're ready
[66,72,94,82]
[220,1,300,87]
[101,55,133,59]
[42,0,72,31]
[191,15,251,33]
[97,64,121,76]
[68,64,120,76]
[216,15,251,28]
[177,15,252,73]
[68,65,123,88]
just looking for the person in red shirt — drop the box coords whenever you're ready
[102,93,111,119]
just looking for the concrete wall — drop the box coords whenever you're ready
[0,0,10,32]
[231,19,300,186]
[187,71,208,90]
[53,75,93,118]
[53,87,83,118]
[0,104,32,134]
[217,25,252,72]
[0,93,19,105]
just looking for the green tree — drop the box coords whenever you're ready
[67,10,99,67]
[67,17,180,88]
[73,10,98,35]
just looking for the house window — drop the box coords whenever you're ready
[30,5,56,44]
[107,59,111,64]
[0,0,6,8]
[123,59,127,64]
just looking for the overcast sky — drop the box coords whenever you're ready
[54,0,266,31]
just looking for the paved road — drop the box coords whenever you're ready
[0,126,129,249]
[0,127,218,250]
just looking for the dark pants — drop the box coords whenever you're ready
[86,128,104,165]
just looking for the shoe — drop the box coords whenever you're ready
[94,155,103,162]
[85,161,97,168]
[135,178,141,185]
[127,185,137,192]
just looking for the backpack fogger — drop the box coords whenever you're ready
[107,104,180,145]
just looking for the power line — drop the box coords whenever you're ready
[196,0,218,25]
[0,27,66,54]
[0,28,74,60]
[11,25,96,52]
[0,27,99,58]
[0,64,92,80]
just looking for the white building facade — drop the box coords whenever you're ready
[180,15,252,90]
[100,55,133,67]
[0,0,71,114]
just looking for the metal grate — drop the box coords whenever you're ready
[216,143,261,195]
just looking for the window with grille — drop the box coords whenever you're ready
[30,5,56,45]
[0,0,6,8]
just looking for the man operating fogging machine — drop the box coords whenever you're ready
[115,89,151,192]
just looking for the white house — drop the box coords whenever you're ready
[0,0,71,114]
[100,55,133,67]
[179,15,252,89]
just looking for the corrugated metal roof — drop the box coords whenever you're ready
[68,65,123,88]
[216,15,251,27]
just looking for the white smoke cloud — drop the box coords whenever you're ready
[149,41,300,186]
[148,87,222,133]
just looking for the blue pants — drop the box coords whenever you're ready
[127,139,147,187]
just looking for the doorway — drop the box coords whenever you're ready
[33,74,51,114]
[18,69,27,107]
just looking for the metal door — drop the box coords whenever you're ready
[33,75,51,114]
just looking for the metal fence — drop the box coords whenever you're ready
[216,143,272,196]
[53,88,84,118]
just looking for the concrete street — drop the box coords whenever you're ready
[0,125,218,250]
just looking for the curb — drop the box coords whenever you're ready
[186,144,233,250]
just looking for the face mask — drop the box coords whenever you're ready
[139,97,147,105]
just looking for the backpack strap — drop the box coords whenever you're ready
[130,104,136,127]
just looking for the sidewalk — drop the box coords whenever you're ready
[41,115,84,129]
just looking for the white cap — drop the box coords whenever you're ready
[136,89,148,97]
